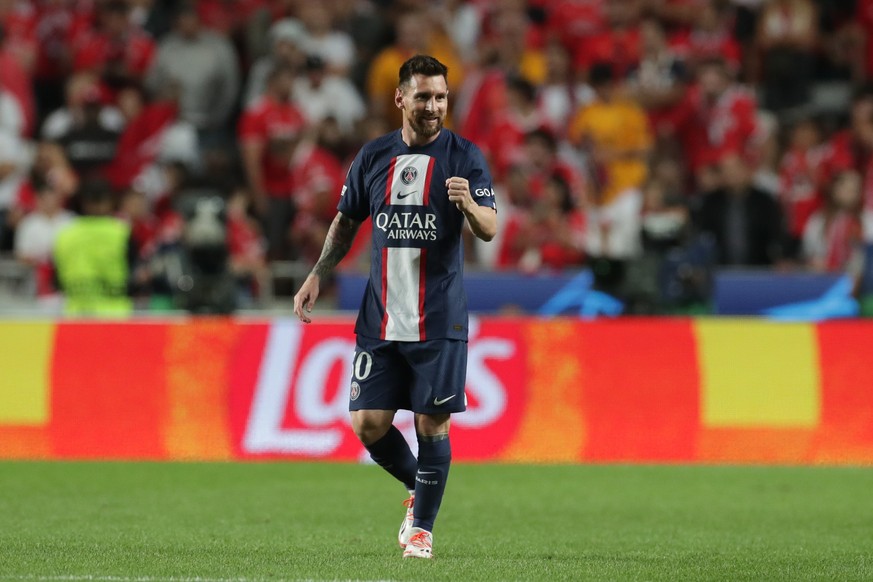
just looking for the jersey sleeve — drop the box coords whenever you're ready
[464,143,497,211]
[336,148,370,221]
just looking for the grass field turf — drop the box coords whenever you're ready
[1,462,871,581]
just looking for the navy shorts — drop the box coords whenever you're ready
[348,335,468,414]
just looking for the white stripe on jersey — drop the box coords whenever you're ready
[383,246,425,341]
[388,154,433,206]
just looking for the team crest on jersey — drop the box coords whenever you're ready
[400,166,418,185]
[350,381,361,401]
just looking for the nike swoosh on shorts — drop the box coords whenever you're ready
[433,395,456,406]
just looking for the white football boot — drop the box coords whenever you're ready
[398,494,415,548]
[402,527,433,559]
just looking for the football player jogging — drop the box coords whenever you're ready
[293,55,497,559]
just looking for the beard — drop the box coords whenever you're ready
[410,113,443,138]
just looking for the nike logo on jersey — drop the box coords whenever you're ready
[396,190,418,200]
[433,395,456,406]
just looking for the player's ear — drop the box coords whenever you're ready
[395,87,404,109]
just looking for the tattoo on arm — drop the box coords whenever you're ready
[312,213,361,278]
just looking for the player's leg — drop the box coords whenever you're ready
[350,409,417,492]
[401,339,467,559]
[348,336,418,547]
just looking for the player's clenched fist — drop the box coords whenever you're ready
[446,177,473,212]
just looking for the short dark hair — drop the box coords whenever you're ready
[398,55,448,87]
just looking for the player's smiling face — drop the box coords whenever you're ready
[397,74,448,144]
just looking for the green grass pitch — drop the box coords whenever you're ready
[1,461,872,581]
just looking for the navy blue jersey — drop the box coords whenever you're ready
[338,129,496,341]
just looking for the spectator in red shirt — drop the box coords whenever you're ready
[818,86,873,211]
[778,117,826,257]
[674,57,760,186]
[287,134,345,264]
[225,185,269,306]
[73,0,156,96]
[573,0,641,78]
[669,0,742,73]
[487,75,548,181]
[544,0,606,51]
[497,172,585,272]
[238,63,307,260]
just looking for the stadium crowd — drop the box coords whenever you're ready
[1,0,873,312]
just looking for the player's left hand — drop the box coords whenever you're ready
[446,177,474,213]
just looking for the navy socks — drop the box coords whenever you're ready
[413,433,452,532]
[364,425,417,492]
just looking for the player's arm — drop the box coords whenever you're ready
[446,176,497,242]
[293,211,362,323]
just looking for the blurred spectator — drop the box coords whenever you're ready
[195,0,267,40]
[436,0,485,64]
[72,0,156,95]
[695,153,785,266]
[13,141,77,213]
[457,5,544,149]
[521,127,585,203]
[754,0,818,114]
[292,55,366,137]
[55,83,121,181]
[106,82,199,195]
[244,18,305,106]
[486,75,547,180]
[569,62,650,260]
[0,85,31,249]
[802,169,873,273]
[238,64,306,260]
[226,185,268,306]
[367,10,463,127]
[0,75,26,137]
[117,187,158,260]
[145,3,240,146]
[640,0,708,34]
[53,179,135,316]
[640,176,690,253]
[14,173,73,300]
[574,0,641,78]
[0,10,37,136]
[626,17,689,141]
[818,86,873,209]
[296,3,354,76]
[674,57,760,183]
[778,117,826,257]
[497,173,585,272]
[670,0,742,72]
[42,72,124,141]
[32,0,93,120]
[538,39,594,137]
[545,0,606,55]
[331,0,392,92]
[287,133,346,264]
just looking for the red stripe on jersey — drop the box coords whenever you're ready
[422,157,436,206]
[384,157,397,205]
[418,248,427,340]
[380,246,389,339]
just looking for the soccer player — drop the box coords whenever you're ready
[293,54,497,559]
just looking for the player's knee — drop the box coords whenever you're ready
[351,411,393,445]
[414,413,451,437]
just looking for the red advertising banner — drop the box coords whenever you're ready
[1,317,873,464]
